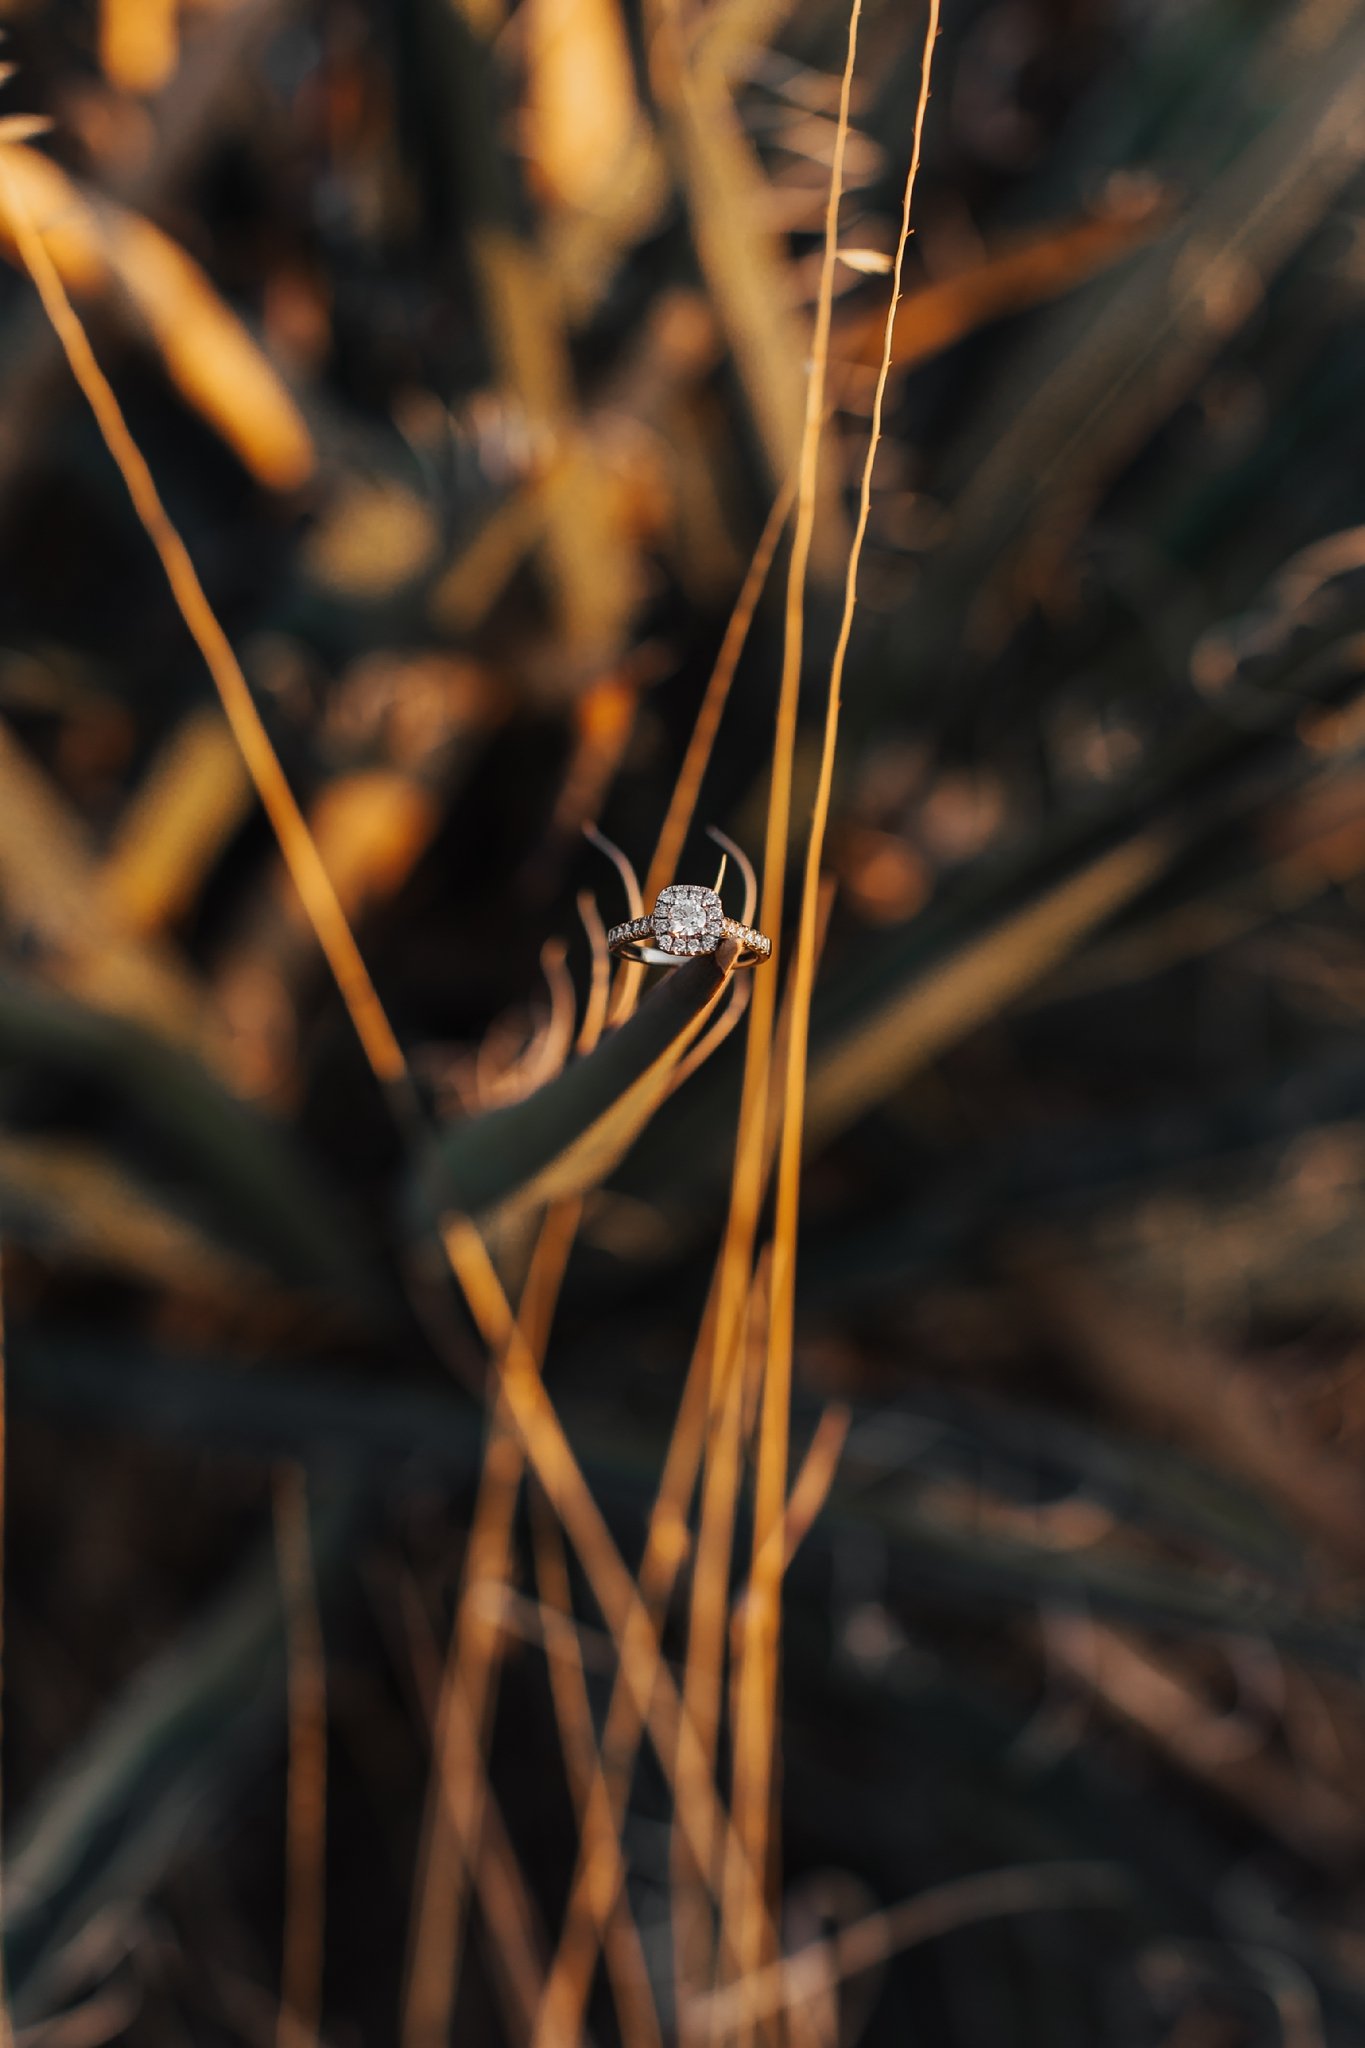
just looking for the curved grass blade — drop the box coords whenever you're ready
[411,944,738,1227]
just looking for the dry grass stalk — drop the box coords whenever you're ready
[0,142,314,490]
[729,4,941,2014]
[0,153,407,1096]
[529,1489,664,2048]
[401,1200,581,2048]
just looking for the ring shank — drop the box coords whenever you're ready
[610,941,695,968]
[606,912,771,967]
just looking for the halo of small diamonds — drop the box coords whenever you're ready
[652,884,725,957]
[606,883,770,967]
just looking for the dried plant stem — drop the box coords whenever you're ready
[529,457,806,2037]
[273,1466,327,2048]
[719,0,870,2015]
[393,1569,549,2045]
[529,1490,664,2048]
[0,155,409,1100]
[442,1220,781,1985]
[402,1198,581,2048]
[671,1255,768,2038]
[685,69,859,1460]
[528,459,793,2045]
[645,473,795,912]
[531,1251,828,2048]
[530,1293,718,2042]
[670,30,860,2021]
[729,0,942,1973]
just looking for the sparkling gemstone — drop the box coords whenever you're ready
[653,885,722,952]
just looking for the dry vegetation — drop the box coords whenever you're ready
[3,1,1365,2045]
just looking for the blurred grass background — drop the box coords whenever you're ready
[4,0,1365,2043]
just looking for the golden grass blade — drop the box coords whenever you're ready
[532,616,839,2048]
[716,0,872,2008]
[3,115,716,2048]
[510,945,737,1213]
[609,472,789,1036]
[10,138,707,1984]
[671,1252,769,2037]
[403,1615,550,2047]
[644,477,794,912]
[215,767,448,1106]
[588,822,649,1028]
[440,1219,783,2030]
[273,1466,327,2048]
[417,949,743,1233]
[729,6,940,2009]
[0,153,408,1097]
[530,1288,720,2042]
[100,707,253,938]
[744,1403,849,1591]
[690,26,860,1893]
[408,883,617,2047]
[401,1199,581,2048]
[529,1488,664,2048]
[0,144,314,491]
[575,891,612,1057]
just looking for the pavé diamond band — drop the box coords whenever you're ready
[607,884,772,968]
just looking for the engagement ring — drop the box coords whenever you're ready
[607,883,771,969]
